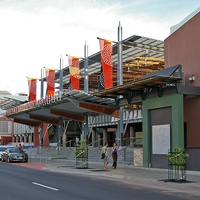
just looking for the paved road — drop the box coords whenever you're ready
[0,161,200,200]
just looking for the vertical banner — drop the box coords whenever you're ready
[45,68,55,96]
[68,56,80,90]
[27,77,37,101]
[99,38,113,89]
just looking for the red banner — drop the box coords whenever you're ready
[99,38,113,89]
[68,56,80,90]
[45,68,55,96]
[27,77,37,101]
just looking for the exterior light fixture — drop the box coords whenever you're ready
[189,75,195,81]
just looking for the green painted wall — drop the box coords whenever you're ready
[142,94,184,168]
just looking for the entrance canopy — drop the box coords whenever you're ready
[93,65,182,99]
[4,34,166,127]
[5,90,119,127]
[0,91,28,111]
[55,35,164,91]
[5,65,184,127]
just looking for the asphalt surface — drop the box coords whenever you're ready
[2,162,195,200]
[23,156,200,198]
[13,146,199,197]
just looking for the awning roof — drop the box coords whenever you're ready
[93,65,182,99]
[55,35,164,91]
[61,90,116,108]
[3,35,183,127]
[5,65,183,127]
[0,95,28,110]
[5,90,119,126]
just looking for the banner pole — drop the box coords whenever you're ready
[117,21,123,147]
[84,41,89,94]
[59,55,63,92]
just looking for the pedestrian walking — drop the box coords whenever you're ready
[75,137,79,146]
[101,142,109,170]
[112,143,118,169]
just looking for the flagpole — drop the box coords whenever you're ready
[117,21,123,147]
[40,67,44,99]
[59,55,63,92]
[84,41,89,144]
[84,41,89,94]
[97,37,118,44]
[118,21,123,85]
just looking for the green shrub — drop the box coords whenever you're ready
[167,147,189,170]
[74,140,88,158]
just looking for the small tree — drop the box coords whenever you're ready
[74,140,87,157]
[167,147,189,170]
[74,140,88,168]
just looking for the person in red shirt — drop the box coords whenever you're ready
[18,143,23,149]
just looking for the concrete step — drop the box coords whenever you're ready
[25,146,134,165]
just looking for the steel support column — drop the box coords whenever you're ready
[59,56,63,92]
[117,22,123,147]
[84,41,89,94]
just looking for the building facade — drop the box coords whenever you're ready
[3,9,200,171]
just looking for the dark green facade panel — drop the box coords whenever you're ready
[142,94,184,168]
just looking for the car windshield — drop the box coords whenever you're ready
[9,148,21,153]
[0,147,6,151]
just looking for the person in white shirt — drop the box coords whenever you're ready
[101,142,109,170]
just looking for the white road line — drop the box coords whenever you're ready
[32,182,59,191]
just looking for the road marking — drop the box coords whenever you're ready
[32,182,59,191]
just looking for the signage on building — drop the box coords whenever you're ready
[6,94,61,116]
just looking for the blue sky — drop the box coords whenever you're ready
[0,0,199,95]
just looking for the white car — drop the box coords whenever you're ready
[0,146,7,160]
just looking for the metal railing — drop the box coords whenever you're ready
[117,138,142,152]
[87,138,103,149]
[117,138,143,162]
